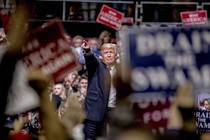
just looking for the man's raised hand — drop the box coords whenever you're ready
[81,40,90,51]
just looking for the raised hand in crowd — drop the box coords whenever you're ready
[60,94,86,137]
[28,70,86,140]
[27,70,69,140]
[81,40,90,51]
[0,1,31,139]
[0,28,7,44]
[162,82,199,140]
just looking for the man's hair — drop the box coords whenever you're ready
[79,75,88,82]
[73,35,83,43]
[100,43,117,54]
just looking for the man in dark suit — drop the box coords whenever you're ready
[82,41,118,140]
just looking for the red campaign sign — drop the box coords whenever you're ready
[96,4,124,30]
[132,97,172,133]
[22,19,78,82]
[180,10,208,26]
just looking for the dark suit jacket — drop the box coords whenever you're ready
[84,51,111,121]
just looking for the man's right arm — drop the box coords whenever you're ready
[82,41,99,76]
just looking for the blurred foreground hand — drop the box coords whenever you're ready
[28,70,70,140]
[0,30,7,43]
[27,70,50,94]
[61,95,86,136]
[167,82,195,132]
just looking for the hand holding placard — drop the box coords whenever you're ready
[81,40,90,52]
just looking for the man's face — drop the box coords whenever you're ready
[79,79,88,89]
[89,39,99,50]
[101,48,117,67]
[53,84,63,96]
[74,39,83,48]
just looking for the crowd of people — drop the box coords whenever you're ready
[0,24,208,140]
[0,25,127,140]
[0,1,210,140]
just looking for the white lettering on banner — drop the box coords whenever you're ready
[40,43,55,62]
[101,12,116,21]
[57,38,70,51]
[202,31,210,53]
[155,32,175,54]
[184,17,207,22]
[103,13,110,19]
[164,53,195,69]
[136,32,176,56]
[136,34,157,56]
[130,93,175,103]
[198,118,206,122]
[192,31,202,53]
[100,11,119,24]
[196,111,210,118]
[131,67,169,91]
[100,16,109,22]
[24,42,56,68]
[189,65,210,87]
[108,10,117,16]
[23,38,70,69]
[196,122,210,129]
[41,53,73,74]
[131,68,149,91]
[136,31,210,56]
[189,14,198,18]
[195,111,210,129]
[146,67,169,89]
[131,65,210,90]
[110,20,120,27]
[28,51,43,68]
[110,16,118,21]
[175,33,192,52]
[22,39,40,53]
[137,94,167,109]
[143,109,168,124]
[104,12,118,21]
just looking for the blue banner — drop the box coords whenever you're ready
[122,27,210,132]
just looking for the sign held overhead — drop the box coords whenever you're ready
[180,10,208,26]
[22,19,78,82]
[97,4,124,30]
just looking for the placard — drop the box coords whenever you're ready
[96,5,124,30]
[22,19,78,82]
[122,27,210,132]
[180,10,208,26]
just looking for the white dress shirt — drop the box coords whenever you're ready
[108,65,117,108]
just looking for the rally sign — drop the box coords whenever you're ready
[22,19,78,82]
[122,17,134,24]
[196,109,210,132]
[96,4,124,30]
[180,10,208,27]
[195,90,210,132]
[121,27,210,132]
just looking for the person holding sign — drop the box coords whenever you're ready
[82,40,118,140]
[200,99,210,110]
